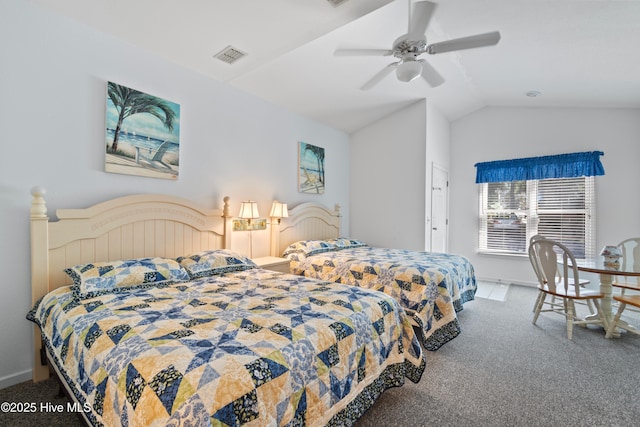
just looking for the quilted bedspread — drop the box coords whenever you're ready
[28,269,425,427]
[289,247,477,351]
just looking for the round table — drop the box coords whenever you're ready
[575,257,640,334]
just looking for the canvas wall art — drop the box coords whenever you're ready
[105,81,181,180]
[298,141,325,194]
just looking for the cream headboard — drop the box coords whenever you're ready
[29,187,231,381]
[271,201,342,257]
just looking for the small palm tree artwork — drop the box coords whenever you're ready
[298,142,325,194]
[105,81,181,180]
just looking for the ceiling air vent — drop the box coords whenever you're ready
[326,0,350,7]
[213,46,247,64]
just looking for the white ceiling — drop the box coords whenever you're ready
[31,0,640,133]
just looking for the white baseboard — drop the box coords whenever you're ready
[0,369,32,390]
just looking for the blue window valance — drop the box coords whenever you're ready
[475,151,605,183]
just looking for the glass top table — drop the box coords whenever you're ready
[572,257,640,334]
[575,257,640,276]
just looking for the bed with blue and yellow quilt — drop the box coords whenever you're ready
[27,191,426,427]
[28,250,425,427]
[282,238,477,351]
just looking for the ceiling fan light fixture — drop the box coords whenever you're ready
[396,61,422,83]
[335,1,500,90]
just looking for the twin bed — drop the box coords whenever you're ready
[272,202,477,351]
[27,190,425,426]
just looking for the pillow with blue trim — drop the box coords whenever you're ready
[326,237,368,249]
[176,249,257,279]
[65,257,190,299]
[281,240,337,259]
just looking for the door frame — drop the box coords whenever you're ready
[430,162,449,252]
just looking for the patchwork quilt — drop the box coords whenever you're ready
[28,269,425,427]
[288,247,477,351]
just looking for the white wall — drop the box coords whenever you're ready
[450,107,640,285]
[350,100,450,251]
[350,100,427,250]
[425,100,451,251]
[0,0,351,388]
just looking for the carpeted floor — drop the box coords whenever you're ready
[357,285,640,427]
[2,285,638,426]
[0,372,84,427]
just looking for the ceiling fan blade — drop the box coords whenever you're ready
[427,31,501,54]
[361,62,398,91]
[334,48,392,57]
[420,60,445,87]
[409,1,436,38]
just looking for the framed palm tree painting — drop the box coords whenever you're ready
[298,141,325,194]
[105,81,181,180]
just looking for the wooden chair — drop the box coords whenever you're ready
[529,238,606,340]
[612,237,640,314]
[605,294,640,338]
[529,235,593,314]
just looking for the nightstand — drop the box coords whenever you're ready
[252,256,290,273]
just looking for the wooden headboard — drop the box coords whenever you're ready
[30,187,231,381]
[271,201,342,257]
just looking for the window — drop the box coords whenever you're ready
[479,176,595,259]
[475,151,603,259]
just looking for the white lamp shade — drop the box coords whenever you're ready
[238,201,260,219]
[396,61,422,83]
[269,201,289,218]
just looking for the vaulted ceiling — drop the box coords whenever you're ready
[30,0,640,133]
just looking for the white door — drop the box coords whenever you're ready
[430,163,449,253]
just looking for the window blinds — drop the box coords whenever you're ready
[478,177,595,258]
[476,151,602,258]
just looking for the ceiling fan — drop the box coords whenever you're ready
[334,1,501,90]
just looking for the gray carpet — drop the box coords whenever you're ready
[357,285,640,427]
[2,285,638,426]
[0,372,84,427]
